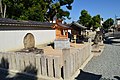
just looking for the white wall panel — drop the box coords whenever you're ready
[0,30,55,51]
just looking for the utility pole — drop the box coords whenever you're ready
[115,15,118,27]
[113,15,118,35]
[115,15,117,24]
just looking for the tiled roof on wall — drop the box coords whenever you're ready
[0,18,55,27]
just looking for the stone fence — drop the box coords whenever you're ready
[0,43,92,80]
[0,52,62,79]
[62,43,91,79]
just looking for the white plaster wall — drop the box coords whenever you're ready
[117,20,120,25]
[0,30,55,52]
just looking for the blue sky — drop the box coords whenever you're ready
[63,0,120,23]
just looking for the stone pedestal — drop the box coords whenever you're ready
[54,39,70,49]
[99,41,104,46]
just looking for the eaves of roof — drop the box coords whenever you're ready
[70,22,87,29]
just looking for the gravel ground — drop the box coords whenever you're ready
[83,44,120,79]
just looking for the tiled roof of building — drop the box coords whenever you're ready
[70,22,86,30]
[57,22,70,29]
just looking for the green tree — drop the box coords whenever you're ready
[1,0,74,21]
[89,19,94,29]
[78,10,102,30]
[78,9,92,29]
[103,18,114,29]
[2,0,48,21]
[45,0,74,21]
[92,15,101,30]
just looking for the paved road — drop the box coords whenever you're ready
[83,32,120,80]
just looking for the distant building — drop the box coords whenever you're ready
[116,18,120,25]
[69,22,87,42]
[115,18,120,31]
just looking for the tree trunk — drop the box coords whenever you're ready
[0,0,3,18]
[3,4,6,18]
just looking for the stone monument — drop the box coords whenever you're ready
[23,33,35,49]
[16,33,43,54]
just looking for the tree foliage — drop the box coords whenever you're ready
[102,18,114,29]
[78,9,101,30]
[1,0,74,21]
[46,0,74,21]
[78,10,92,29]
[92,15,101,29]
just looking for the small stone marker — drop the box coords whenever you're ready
[23,33,35,49]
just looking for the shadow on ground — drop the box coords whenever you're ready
[11,64,38,80]
[114,76,120,80]
[0,57,9,80]
[75,69,102,80]
[47,43,54,49]
[75,69,120,80]
[0,57,38,80]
